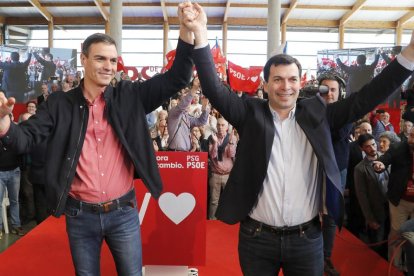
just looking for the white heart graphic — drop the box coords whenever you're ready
[158,192,196,224]
[250,76,258,82]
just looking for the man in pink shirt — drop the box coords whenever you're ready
[0,3,195,275]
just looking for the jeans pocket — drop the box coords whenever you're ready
[303,223,322,241]
[240,221,260,238]
[64,205,82,218]
[120,199,137,213]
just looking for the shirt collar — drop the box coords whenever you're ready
[268,103,296,122]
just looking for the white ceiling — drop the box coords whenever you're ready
[0,1,414,28]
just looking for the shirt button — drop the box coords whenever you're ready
[102,191,106,194]
[101,173,104,176]
[97,138,101,142]
[67,157,70,160]
[95,121,99,124]
[99,155,103,158]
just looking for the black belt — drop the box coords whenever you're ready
[244,216,320,235]
[66,189,135,214]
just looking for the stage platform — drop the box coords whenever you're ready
[0,217,402,275]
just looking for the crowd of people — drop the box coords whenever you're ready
[0,2,413,276]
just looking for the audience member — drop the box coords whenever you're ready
[208,118,237,219]
[398,119,413,143]
[0,114,25,237]
[167,81,209,151]
[354,133,389,258]
[378,131,401,154]
[347,121,373,237]
[374,126,414,270]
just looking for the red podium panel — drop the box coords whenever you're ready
[135,152,208,266]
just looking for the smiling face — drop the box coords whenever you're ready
[81,42,117,89]
[264,64,300,115]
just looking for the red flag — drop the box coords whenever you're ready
[117,56,127,73]
[227,61,262,94]
[300,72,307,88]
[211,39,227,77]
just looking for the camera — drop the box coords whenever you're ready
[299,84,329,99]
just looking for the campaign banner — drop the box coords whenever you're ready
[135,151,207,266]
[228,61,262,94]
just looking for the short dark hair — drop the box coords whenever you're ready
[356,55,366,65]
[10,52,20,62]
[45,53,53,60]
[263,54,302,82]
[81,33,117,57]
[26,101,37,108]
[357,133,375,147]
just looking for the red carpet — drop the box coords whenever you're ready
[0,217,403,275]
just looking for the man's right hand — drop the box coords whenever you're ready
[0,92,14,133]
[180,2,208,47]
[372,161,385,172]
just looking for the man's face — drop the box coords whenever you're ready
[216,118,229,137]
[170,99,178,108]
[264,64,300,112]
[27,103,36,115]
[41,84,49,95]
[361,139,377,157]
[359,122,372,135]
[320,79,340,104]
[403,121,413,134]
[408,128,414,150]
[81,42,117,89]
[381,112,390,124]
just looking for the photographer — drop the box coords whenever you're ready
[315,73,352,276]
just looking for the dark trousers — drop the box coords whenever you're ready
[238,218,323,276]
[32,183,49,224]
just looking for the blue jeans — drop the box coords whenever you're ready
[238,218,323,276]
[0,167,21,230]
[65,197,142,276]
[322,214,336,258]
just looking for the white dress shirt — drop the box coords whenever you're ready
[249,105,321,227]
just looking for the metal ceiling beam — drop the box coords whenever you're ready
[27,0,53,22]
[93,0,109,21]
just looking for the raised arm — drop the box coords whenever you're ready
[180,2,248,129]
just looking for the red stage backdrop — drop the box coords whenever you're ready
[136,151,208,266]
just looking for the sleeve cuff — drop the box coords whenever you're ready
[194,42,209,50]
[397,54,414,71]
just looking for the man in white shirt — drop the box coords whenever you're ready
[181,3,414,275]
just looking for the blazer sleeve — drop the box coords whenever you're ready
[192,45,248,131]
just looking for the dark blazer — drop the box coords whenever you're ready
[354,157,388,223]
[194,46,412,225]
[378,142,412,206]
[33,52,57,82]
[1,39,194,217]
[0,53,32,94]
